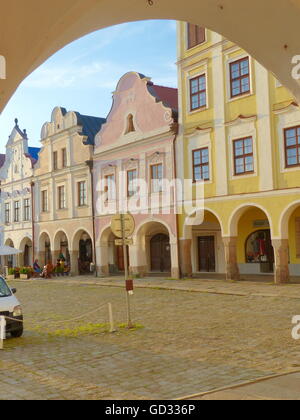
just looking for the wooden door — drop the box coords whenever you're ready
[150,234,171,273]
[198,236,216,272]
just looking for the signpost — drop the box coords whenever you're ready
[111,213,135,329]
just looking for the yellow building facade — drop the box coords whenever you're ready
[176,23,300,284]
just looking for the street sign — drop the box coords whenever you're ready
[111,213,135,239]
[115,239,134,246]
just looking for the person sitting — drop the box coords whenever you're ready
[42,261,54,279]
[33,260,42,277]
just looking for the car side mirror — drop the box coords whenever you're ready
[11,288,17,294]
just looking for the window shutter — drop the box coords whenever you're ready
[187,24,205,49]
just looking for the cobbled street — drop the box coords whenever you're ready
[0,277,300,400]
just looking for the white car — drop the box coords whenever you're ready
[0,276,23,338]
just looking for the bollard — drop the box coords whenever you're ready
[0,316,6,350]
[108,303,116,333]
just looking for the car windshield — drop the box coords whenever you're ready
[0,277,12,298]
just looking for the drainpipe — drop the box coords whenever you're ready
[30,180,35,265]
[171,121,181,279]
[86,160,97,277]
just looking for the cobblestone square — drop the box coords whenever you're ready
[0,278,300,400]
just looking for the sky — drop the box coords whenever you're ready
[0,20,177,152]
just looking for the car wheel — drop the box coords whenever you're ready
[10,327,23,338]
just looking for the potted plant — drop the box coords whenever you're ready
[6,268,16,281]
[19,267,32,280]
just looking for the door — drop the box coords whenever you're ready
[198,236,216,272]
[150,234,171,273]
[116,246,129,272]
[24,245,30,267]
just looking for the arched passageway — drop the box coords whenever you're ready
[71,230,94,275]
[99,227,129,275]
[1,0,300,112]
[229,205,274,278]
[181,209,224,277]
[133,220,178,277]
[19,237,33,267]
[38,232,52,267]
[53,231,70,270]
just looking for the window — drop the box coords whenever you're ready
[187,24,206,49]
[58,186,66,209]
[284,126,300,167]
[78,181,87,207]
[42,190,48,213]
[125,114,135,134]
[233,137,254,175]
[193,148,210,181]
[151,164,163,193]
[190,75,206,111]
[105,175,116,201]
[24,198,31,221]
[5,203,10,224]
[14,201,20,222]
[53,151,58,170]
[62,148,67,168]
[127,169,138,197]
[230,57,250,98]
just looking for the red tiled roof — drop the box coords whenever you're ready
[149,84,178,110]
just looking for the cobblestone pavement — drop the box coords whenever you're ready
[1,277,300,400]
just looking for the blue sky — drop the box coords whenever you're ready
[0,20,177,152]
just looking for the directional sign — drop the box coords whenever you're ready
[111,213,135,239]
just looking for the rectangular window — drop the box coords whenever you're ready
[5,203,10,224]
[127,169,138,197]
[187,24,206,49]
[190,75,207,111]
[284,126,300,167]
[24,198,31,221]
[233,137,254,175]
[42,190,48,213]
[105,175,116,201]
[58,186,66,210]
[78,181,87,207]
[230,57,250,98]
[14,201,20,222]
[53,151,58,170]
[151,164,163,193]
[62,148,67,168]
[193,148,210,182]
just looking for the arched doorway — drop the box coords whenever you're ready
[4,239,15,268]
[99,227,129,275]
[19,237,33,267]
[54,231,70,267]
[182,209,224,276]
[230,205,274,276]
[150,234,171,273]
[135,220,176,276]
[39,232,52,266]
[78,232,93,275]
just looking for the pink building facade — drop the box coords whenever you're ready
[93,72,180,278]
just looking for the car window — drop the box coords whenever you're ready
[0,277,12,298]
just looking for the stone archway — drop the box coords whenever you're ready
[1,1,300,113]
[133,220,178,278]
[229,205,276,281]
[53,231,70,269]
[19,237,33,267]
[71,229,94,275]
[38,232,52,267]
